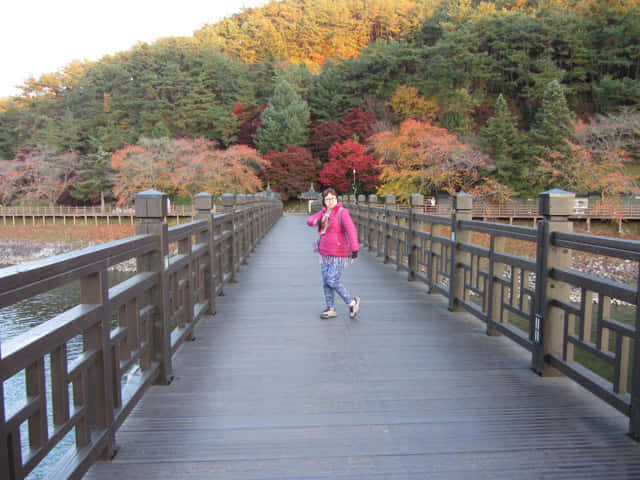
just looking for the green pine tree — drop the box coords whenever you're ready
[309,60,353,122]
[70,146,114,209]
[480,94,528,189]
[529,80,575,155]
[254,80,310,154]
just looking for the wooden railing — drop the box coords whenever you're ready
[346,191,640,439]
[0,191,282,480]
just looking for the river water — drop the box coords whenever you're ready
[0,268,131,479]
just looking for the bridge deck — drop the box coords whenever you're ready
[85,215,640,479]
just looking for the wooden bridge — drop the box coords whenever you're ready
[2,190,640,479]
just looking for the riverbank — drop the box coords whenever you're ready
[0,224,135,266]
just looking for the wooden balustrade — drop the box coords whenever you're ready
[346,189,640,440]
[0,191,282,480]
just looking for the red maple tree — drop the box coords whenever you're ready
[319,139,380,194]
[262,145,320,201]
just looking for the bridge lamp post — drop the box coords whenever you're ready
[352,168,357,198]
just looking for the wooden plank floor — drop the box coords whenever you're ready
[85,215,640,479]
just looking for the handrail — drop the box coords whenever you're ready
[345,191,640,441]
[0,192,282,480]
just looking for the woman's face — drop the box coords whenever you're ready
[324,194,337,208]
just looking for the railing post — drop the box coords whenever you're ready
[368,194,377,251]
[449,193,472,312]
[135,190,172,385]
[384,194,395,264]
[408,194,423,281]
[357,194,366,246]
[221,193,237,282]
[532,189,574,375]
[80,257,116,459]
[195,192,216,315]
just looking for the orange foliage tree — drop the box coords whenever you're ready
[0,149,80,205]
[370,119,492,201]
[390,85,438,121]
[536,141,639,198]
[111,138,265,205]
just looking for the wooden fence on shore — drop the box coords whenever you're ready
[2,200,639,229]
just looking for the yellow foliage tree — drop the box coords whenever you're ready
[370,119,491,201]
[390,85,438,121]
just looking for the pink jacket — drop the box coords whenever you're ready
[307,203,359,257]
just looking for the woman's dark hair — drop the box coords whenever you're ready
[322,188,337,207]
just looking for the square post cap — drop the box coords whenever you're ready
[358,194,366,203]
[410,193,424,207]
[454,192,473,211]
[368,194,378,204]
[135,189,168,218]
[194,192,214,211]
[385,194,396,205]
[539,189,575,217]
[221,193,236,208]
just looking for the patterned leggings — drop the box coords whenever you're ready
[321,260,354,309]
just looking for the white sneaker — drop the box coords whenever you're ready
[349,297,361,319]
[320,308,337,319]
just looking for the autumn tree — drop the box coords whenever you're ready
[390,85,438,121]
[200,145,266,196]
[262,145,319,201]
[370,119,491,201]
[233,102,265,148]
[339,107,377,142]
[0,159,26,205]
[111,144,163,205]
[319,139,381,195]
[19,149,80,205]
[111,138,265,205]
[536,141,638,196]
[254,80,310,154]
[308,120,346,163]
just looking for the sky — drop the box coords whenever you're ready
[1,0,268,99]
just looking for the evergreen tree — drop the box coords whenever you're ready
[309,60,354,122]
[254,80,310,154]
[70,146,114,208]
[529,80,575,155]
[479,95,528,189]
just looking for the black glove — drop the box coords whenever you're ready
[351,251,358,259]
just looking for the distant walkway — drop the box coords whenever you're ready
[85,215,640,479]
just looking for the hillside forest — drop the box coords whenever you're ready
[1,0,639,206]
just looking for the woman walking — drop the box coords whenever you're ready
[307,188,361,319]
